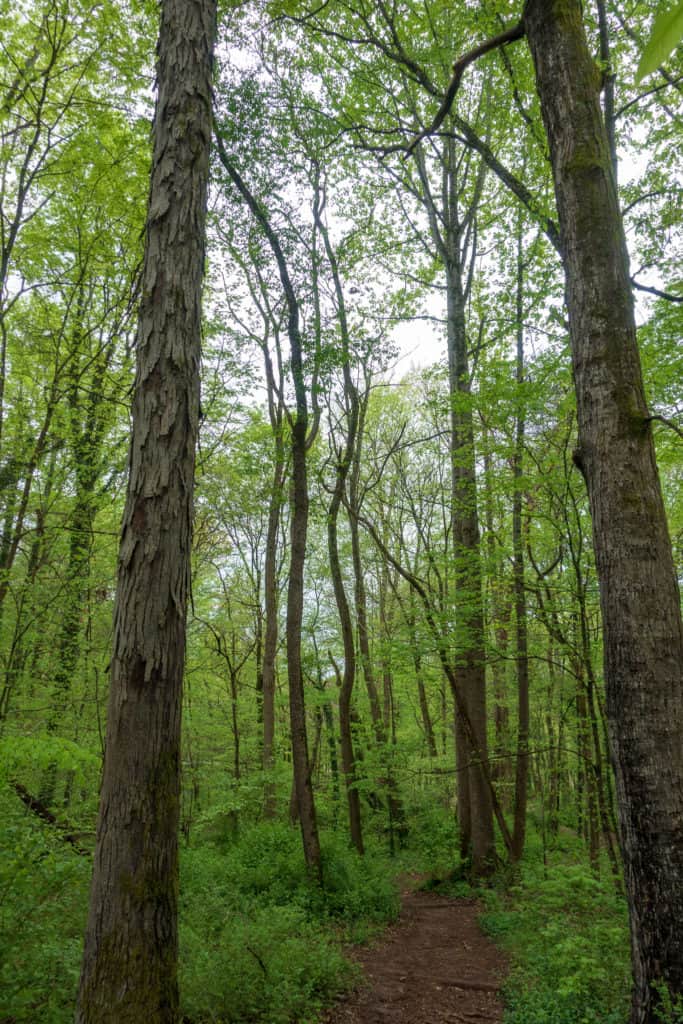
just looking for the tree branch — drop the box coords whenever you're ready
[646,414,683,440]
[631,278,683,303]
[405,19,526,156]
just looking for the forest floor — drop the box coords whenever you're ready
[321,878,507,1024]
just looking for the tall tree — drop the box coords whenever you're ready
[434,3,683,1018]
[213,128,324,883]
[524,4,683,1018]
[75,0,217,1019]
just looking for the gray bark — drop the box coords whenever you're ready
[525,2,683,1018]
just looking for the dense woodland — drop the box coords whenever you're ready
[0,1,682,1023]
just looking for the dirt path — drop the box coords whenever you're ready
[322,885,507,1024]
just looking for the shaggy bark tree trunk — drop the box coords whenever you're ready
[75,1,216,1021]
[525,2,683,1018]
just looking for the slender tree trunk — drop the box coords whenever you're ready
[347,403,405,834]
[445,254,494,876]
[525,3,683,1017]
[229,662,240,784]
[407,592,437,758]
[315,190,364,854]
[75,2,216,1020]
[213,129,322,884]
[328,456,364,854]
[262,440,284,819]
[576,664,600,875]
[322,699,340,818]
[482,443,511,789]
[348,502,383,740]
[287,424,322,880]
[511,229,529,862]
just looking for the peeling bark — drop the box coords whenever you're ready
[75,1,216,1020]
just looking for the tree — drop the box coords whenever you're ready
[213,124,324,883]
[435,2,683,1018]
[524,4,683,1018]
[75,0,217,1019]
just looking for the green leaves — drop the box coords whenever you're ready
[636,1,683,83]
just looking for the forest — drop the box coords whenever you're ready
[0,1,682,1023]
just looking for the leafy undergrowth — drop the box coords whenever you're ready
[0,783,91,1023]
[480,830,631,1024]
[0,786,401,1024]
[179,822,400,1023]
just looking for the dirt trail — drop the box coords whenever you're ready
[322,884,506,1024]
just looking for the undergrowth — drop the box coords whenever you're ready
[179,822,400,1023]
[480,828,631,1024]
[0,787,90,1023]
[0,785,400,1024]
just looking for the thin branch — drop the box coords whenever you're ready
[405,19,526,156]
[647,414,683,441]
[632,279,683,303]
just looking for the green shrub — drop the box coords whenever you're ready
[178,823,399,1021]
[400,796,459,876]
[0,788,89,1023]
[180,904,356,1024]
[182,823,399,926]
[481,860,630,1024]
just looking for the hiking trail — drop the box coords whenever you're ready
[322,881,507,1024]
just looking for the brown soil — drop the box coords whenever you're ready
[321,882,507,1024]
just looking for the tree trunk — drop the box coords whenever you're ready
[322,699,340,818]
[445,251,494,877]
[511,226,529,862]
[75,1,216,1020]
[328,455,364,854]
[262,438,284,819]
[316,192,364,854]
[482,442,511,791]
[525,3,683,1017]
[287,424,322,880]
[213,128,322,885]
[407,591,437,758]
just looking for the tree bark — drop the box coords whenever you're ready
[525,2,683,1018]
[407,589,437,758]
[315,190,364,854]
[261,415,285,819]
[328,444,364,854]
[75,1,216,1020]
[445,233,494,877]
[511,225,529,862]
[412,132,494,874]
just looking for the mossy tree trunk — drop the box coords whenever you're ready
[75,1,216,1020]
[525,2,683,1019]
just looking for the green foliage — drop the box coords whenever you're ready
[652,980,683,1024]
[480,848,630,1024]
[0,787,90,1023]
[180,903,354,1024]
[182,822,399,924]
[636,2,683,83]
[178,825,399,1022]
[0,735,99,785]
[399,792,460,877]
